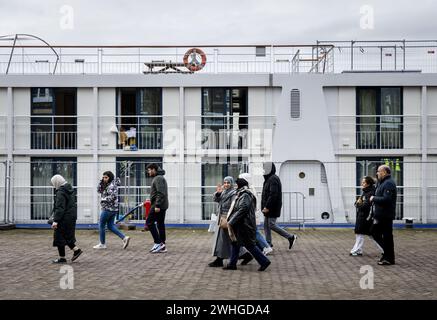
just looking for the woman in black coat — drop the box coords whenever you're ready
[224,177,271,272]
[50,175,82,264]
[350,176,382,256]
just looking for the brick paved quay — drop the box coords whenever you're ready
[0,228,436,300]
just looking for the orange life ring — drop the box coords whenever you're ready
[183,48,207,72]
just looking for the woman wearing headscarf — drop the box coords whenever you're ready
[239,173,273,256]
[208,176,237,267]
[93,171,130,250]
[224,176,271,271]
[50,174,82,264]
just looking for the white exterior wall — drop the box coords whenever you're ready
[427,155,437,222]
[337,87,356,150]
[0,88,7,152]
[403,87,421,150]
[403,155,422,221]
[77,88,94,150]
[2,72,437,225]
[98,88,117,150]
[184,88,202,222]
[77,156,98,223]
[12,156,31,223]
[428,87,437,151]
[13,88,31,150]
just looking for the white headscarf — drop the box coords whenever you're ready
[238,172,261,214]
[51,174,67,190]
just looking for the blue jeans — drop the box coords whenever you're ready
[256,229,270,249]
[229,242,270,268]
[99,210,126,244]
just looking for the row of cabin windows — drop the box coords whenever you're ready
[29,87,403,150]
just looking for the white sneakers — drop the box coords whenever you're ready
[263,246,273,256]
[93,237,130,250]
[151,243,167,253]
[122,236,130,249]
[149,243,160,252]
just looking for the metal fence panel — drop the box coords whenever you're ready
[6,160,437,225]
[0,161,6,224]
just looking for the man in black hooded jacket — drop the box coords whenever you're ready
[261,162,297,249]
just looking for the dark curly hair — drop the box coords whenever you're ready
[363,176,375,187]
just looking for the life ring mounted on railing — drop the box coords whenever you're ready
[183,48,207,72]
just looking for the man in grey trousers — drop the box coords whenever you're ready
[261,162,297,249]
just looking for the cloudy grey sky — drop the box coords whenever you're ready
[0,0,436,45]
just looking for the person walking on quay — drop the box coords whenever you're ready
[224,176,271,272]
[94,171,130,250]
[350,176,383,256]
[209,176,237,267]
[370,165,397,265]
[146,163,169,254]
[50,175,83,264]
[239,173,273,256]
[261,162,297,249]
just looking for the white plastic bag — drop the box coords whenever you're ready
[208,213,218,233]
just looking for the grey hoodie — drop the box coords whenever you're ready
[150,167,169,210]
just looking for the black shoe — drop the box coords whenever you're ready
[208,258,224,267]
[223,264,237,270]
[258,260,271,272]
[52,258,67,264]
[288,235,297,250]
[378,259,395,266]
[72,248,83,262]
[240,253,253,265]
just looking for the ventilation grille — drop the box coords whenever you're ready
[321,164,327,183]
[290,89,301,119]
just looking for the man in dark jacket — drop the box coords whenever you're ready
[370,165,397,265]
[146,163,169,253]
[50,174,82,264]
[224,177,271,271]
[261,162,297,249]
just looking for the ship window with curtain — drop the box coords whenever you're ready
[356,87,403,149]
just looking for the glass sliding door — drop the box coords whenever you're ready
[356,157,403,220]
[116,157,162,220]
[202,88,248,149]
[380,88,402,149]
[356,87,403,149]
[31,157,77,220]
[31,88,77,150]
[138,88,162,149]
[201,158,248,220]
[117,88,162,150]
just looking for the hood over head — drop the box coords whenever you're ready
[263,162,276,178]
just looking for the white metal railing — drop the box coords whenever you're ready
[99,115,179,150]
[328,115,421,150]
[5,160,437,224]
[185,115,275,150]
[0,44,334,74]
[1,161,6,224]
[14,115,94,150]
[2,40,437,74]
